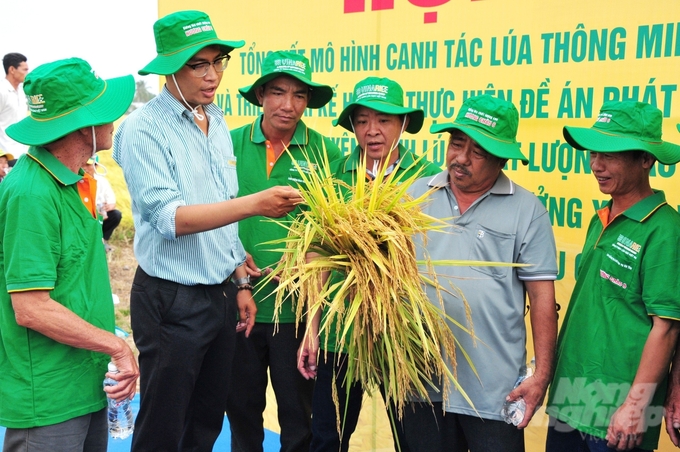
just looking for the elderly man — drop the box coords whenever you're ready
[226,50,341,452]
[546,101,680,452]
[0,53,28,159]
[113,10,303,452]
[0,58,138,451]
[404,94,558,452]
[297,76,441,452]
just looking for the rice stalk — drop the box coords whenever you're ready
[263,144,525,427]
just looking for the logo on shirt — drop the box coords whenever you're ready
[476,230,485,239]
[613,234,641,259]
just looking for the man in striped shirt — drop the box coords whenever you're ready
[113,11,302,452]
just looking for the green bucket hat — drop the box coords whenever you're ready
[239,51,333,109]
[563,101,680,165]
[6,58,134,147]
[430,95,528,163]
[333,77,424,134]
[139,10,245,76]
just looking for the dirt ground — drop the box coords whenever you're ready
[107,238,138,355]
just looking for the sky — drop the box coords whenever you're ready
[1,0,160,92]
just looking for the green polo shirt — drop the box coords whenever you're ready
[320,145,442,353]
[0,146,114,429]
[546,190,680,450]
[233,116,341,323]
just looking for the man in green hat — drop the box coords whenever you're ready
[403,94,558,451]
[0,57,138,451]
[296,76,440,452]
[545,101,680,452]
[113,10,304,452]
[226,50,341,452]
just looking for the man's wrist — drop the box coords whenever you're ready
[233,276,250,287]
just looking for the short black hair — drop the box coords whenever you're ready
[3,53,27,75]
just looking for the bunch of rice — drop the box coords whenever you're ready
[265,147,482,424]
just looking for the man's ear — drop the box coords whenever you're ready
[641,152,656,170]
[255,86,265,106]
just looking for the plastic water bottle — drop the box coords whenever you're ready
[103,362,134,439]
[501,358,535,426]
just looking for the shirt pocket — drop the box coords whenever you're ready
[468,223,515,279]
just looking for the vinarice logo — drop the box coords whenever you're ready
[343,0,470,24]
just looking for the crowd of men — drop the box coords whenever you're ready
[1,8,680,452]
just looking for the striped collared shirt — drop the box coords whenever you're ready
[113,87,245,285]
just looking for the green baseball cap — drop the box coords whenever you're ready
[239,51,333,109]
[139,10,245,76]
[430,95,528,163]
[6,58,134,147]
[563,101,680,165]
[333,77,424,134]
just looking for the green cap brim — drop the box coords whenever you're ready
[7,75,135,146]
[332,100,424,134]
[563,126,680,165]
[239,73,333,109]
[430,122,528,163]
[139,39,245,76]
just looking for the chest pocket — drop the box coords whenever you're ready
[595,244,637,300]
[468,223,515,279]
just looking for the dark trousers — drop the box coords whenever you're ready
[102,209,122,241]
[402,402,525,452]
[129,267,237,452]
[545,417,652,452]
[309,351,409,452]
[226,323,314,452]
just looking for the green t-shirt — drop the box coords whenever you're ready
[233,116,342,323]
[0,147,114,428]
[320,145,442,353]
[546,191,680,450]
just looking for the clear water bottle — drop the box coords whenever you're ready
[501,358,535,426]
[103,362,134,439]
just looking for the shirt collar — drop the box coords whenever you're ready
[27,146,83,186]
[157,86,223,122]
[428,170,514,195]
[342,144,414,174]
[608,190,668,223]
[250,115,309,146]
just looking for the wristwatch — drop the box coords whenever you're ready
[233,276,250,287]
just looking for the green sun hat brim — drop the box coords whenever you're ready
[7,74,135,147]
[430,122,528,163]
[239,73,333,109]
[139,39,245,76]
[333,100,424,134]
[563,126,680,165]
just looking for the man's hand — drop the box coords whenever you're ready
[236,289,256,337]
[255,186,304,218]
[298,331,319,380]
[244,253,262,279]
[505,374,549,428]
[104,344,140,402]
[666,380,680,446]
[606,399,645,450]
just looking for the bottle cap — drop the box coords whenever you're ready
[108,362,118,373]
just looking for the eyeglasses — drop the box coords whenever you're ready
[185,55,231,78]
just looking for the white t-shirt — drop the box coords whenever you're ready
[0,78,28,158]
